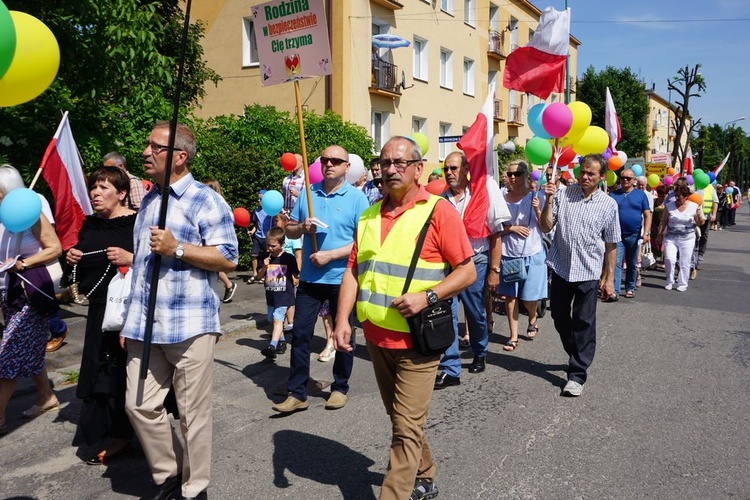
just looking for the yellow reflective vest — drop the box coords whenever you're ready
[356,195,449,333]
[701,184,715,215]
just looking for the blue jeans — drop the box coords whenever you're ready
[49,311,68,338]
[287,281,355,401]
[438,252,488,377]
[614,233,640,293]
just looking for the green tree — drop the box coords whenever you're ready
[576,66,650,158]
[667,65,706,168]
[0,0,219,179]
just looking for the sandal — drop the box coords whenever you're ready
[502,340,518,352]
[602,293,618,303]
[624,290,635,298]
[526,322,539,339]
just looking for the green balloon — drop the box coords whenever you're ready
[525,137,553,165]
[0,1,16,80]
[694,171,710,190]
[606,170,617,187]
[574,165,580,179]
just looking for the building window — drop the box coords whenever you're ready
[242,17,259,67]
[413,36,428,81]
[372,111,389,151]
[440,48,453,89]
[441,0,453,15]
[464,0,475,27]
[489,3,500,32]
[412,117,427,136]
[439,122,452,160]
[463,58,474,96]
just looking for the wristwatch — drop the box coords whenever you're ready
[20,259,27,270]
[175,243,184,260]
[426,289,439,306]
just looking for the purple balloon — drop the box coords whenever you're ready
[531,170,541,181]
[686,175,694,186]
[602,147,612,161]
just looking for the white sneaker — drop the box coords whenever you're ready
[676,285,688,292]
[665,284,673,291]
[562,380,583,397]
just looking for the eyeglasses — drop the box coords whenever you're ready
[507,171,525,178]
[320,156,349,166]
[442,165,460,173]
[146,141,183,155]
[621,176,635,181]
[377,158,421,171]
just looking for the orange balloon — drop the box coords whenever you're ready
[688,193,703,205]
[608,155,623,171]
[667,167,675,176]
[426,178,447,195]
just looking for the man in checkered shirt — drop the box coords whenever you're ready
[539,154,620,397]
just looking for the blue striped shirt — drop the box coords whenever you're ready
[122,173,239,344]
[547,185,621,282]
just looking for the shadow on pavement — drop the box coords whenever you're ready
[272,429,383,499]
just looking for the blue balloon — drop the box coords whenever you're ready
[726,187,734,195]
[0,188,42,233]
[707,172,716,183]
[528,103,552,140]
[260,189,284,217]
[631,164,643,177]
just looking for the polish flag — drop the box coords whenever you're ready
[681,146,694,176]
[712,152,730,177]
[605,87,621,150]
[503,7,570,100]
[456,84,496,239]
[39,112,93,250]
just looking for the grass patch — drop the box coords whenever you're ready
[62,370,79,385]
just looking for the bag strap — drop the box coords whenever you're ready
[401,202,439,296]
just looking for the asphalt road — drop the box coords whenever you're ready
[1,211,749,499]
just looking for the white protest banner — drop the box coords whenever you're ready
[252,0,332,87]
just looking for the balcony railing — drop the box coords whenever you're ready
[488,30,505,58]
[494,98,505,121]
[371,60,401,95]
[509,105,523,125]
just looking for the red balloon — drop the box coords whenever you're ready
[233,207,251,228]
[426,178,448,195]
[550,146,577,167]
[280,152,297,172]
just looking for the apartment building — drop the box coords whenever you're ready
[646,89,689,163]
[193,0,580,169]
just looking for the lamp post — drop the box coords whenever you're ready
[723,117,745,188]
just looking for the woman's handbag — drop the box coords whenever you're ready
[403,203,454,356]
[102,268,132,331]
[641,242,656,269]
[501,257,526,283]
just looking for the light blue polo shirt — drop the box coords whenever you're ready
[291,181,369,284]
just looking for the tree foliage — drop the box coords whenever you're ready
[692,123,749,186]
[0,0,219,179]
[576,66,650,157]
[668,64,706,168]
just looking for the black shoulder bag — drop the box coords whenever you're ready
[403,203,455,356]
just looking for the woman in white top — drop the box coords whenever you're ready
[0,165,63,435]
[656,183,704,292]
[497,161,548,351]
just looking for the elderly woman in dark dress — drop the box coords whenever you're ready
[66,167,136,464]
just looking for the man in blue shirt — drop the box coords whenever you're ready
[123,121,238,500]
[272,145,369,414]
[610,168,651,299]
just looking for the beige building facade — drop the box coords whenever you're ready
[193,0,579,169]
[646,90,689,164]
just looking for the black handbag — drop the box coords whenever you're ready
[403,204,455,356]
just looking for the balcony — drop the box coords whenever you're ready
[487,30,505,60]
[510,43,519,53]
[370,0,403,10]
[370,61,401,98]
[493,99,505,122]
[508,105,523,126]
[652,120,659,131]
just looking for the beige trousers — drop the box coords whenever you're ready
[366,341,440,500]
[125,333,217,497]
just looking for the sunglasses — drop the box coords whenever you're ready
[320,156,349,166]
[442,165,460,173]
[621,176,635,180]
[507,171,525,178]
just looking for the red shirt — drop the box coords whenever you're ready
[347,186,473,348]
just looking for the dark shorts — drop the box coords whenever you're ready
[251,235,266,258]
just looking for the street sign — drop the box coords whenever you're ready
[439,135,462,144]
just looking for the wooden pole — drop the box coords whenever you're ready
[294,79,318,252]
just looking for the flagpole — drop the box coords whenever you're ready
[564,0,570,104]
[293,79,317,252]
[139,0,193,379]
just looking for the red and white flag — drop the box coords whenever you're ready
[712,152,730,176]
[456,84,496,239]
[39,112,93,250]
[503,7,570,100]
[681,146,694,176]
[605,87,621,150]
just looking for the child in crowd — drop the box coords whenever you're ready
[273,213,302,333]
[258,228,299,360]
[205,179,238,302]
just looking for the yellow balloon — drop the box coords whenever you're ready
[0,11,60,107]
[573,126,609,156]
[558,101,591,147]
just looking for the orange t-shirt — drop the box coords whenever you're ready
[347,186,473,349]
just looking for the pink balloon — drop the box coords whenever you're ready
[308,157,323,184]
[541,102,573,138]
[663,175,673,186]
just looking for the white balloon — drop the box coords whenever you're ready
[346,154,366,184]
[614,150,628,166]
